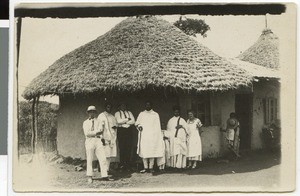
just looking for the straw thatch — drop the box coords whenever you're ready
[238,28,279,69]
[23,16,252,100]
[228,58,280,79]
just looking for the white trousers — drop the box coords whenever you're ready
[142,158,155,169]
[85,138,108,177]
[106,158,111,172]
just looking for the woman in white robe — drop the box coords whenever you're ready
[135,101,165,173]
[186,110,203,169]
[98,103,118,172]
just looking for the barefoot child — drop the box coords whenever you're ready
[225,112,241,159]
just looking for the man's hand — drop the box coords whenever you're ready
[137,126,143,131]
[101,138,106,146]
[96,128,104,134]
[196,123,202,129]
[109,140,115,148]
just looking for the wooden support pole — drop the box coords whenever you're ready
[31,98,36,155]
[265,14,268,29]
[35,96,39,152]
[16,17,22,160]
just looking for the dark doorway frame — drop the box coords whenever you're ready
[235,93,253,150]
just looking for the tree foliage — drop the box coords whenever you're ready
[18,101,59,153]
[174,17,210,37]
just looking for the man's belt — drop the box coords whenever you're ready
[88,135,106,145]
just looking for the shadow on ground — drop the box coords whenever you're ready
[90,150,280,179]
[15,150,281,190]
[152,150,280,176]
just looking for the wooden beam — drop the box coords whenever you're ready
[16,17,22,160]
[35,96,40,152]
[14,3,286,18]
[31,98,36,155]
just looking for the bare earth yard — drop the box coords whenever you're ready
[14,151,280,192]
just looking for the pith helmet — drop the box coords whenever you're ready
[87,106,97,112]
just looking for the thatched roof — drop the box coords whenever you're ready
[228,58,280,79]
[238,28,279,69]
[23,16,252,100]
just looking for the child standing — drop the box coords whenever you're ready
[225,112,241,158]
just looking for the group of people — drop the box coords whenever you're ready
[135,103,204,173]
[82,101,240,183]
[83,102,136,183]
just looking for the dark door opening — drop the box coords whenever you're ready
[235,94,253,150]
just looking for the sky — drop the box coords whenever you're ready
[18,12,290,104]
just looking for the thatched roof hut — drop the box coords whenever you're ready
[23,16,252,100]
[20,17,282,159]
[228,58,280,79]
[238,28,279,69]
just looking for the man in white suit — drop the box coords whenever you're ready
[83,106,113,183]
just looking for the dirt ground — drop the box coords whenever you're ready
[14,150,281,192]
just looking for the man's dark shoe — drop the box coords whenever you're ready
[102,177,114,181]
[148,169,155,173]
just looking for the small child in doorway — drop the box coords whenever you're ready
[225,112,241,158]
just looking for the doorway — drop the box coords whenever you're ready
[235,94,253,150]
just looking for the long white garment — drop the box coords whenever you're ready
[170,154,186,168]
[186,118,202,159]
[166,116,188,168]
[156,130,166,167]
[135,110,164,159]
[98,112,118,158]
[162,130,171,166]
[166,116,188,157]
